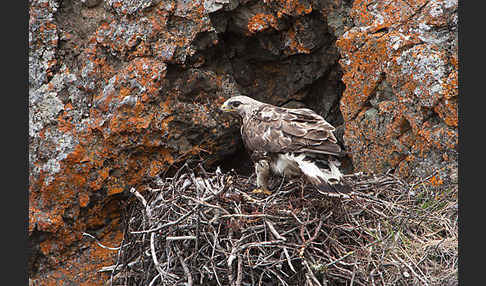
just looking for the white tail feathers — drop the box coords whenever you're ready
[290,154,343,185]
[265,153,351,196]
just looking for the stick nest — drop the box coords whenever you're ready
[101,164,458,286]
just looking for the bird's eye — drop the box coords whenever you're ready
[232,101,241,107]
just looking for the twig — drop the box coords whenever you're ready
[150,232,179,282]
[148,274,160,286]
[266,220,286,241]
[234,255,243,286]
[130,187,147,208]
[302,259,322,286]
[82,232,126,251]
[393,253,429,286]
[131,206,198,234]
[166,235,197,241]
[174,245,193,286]
[105,165,456,285]
[283,247,296,273]
[220,213,287,219]
[325,251,354,268]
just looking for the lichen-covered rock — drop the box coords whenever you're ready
[29,0,458,283]
[29,0,348,283]
[336,0,458,182]
[106,0,159,16]
[29,0,60,90]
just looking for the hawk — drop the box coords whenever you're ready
[220,95,351,195]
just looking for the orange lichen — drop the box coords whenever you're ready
[149,160,164,177]
[39,128,46,139]
[127,113,154,131]
[107,186,124,196]
[160,148,175,165]
[272,0,312,17]
[78,191,90,208]
[351,0,414,27]
[337,28,391,121]
[377,101,395,113]
[89,176,104,191]
[57,111,75,133]
[39,240,55,256]
[112,1,122,9]
[434,98,458,127]
[284,28,311,55]
[338,0,457,177]
[119,86,130,98]
[443,69,458,100]
[428,175,444,186]
[30,229,123,285]
[247,13,277,34]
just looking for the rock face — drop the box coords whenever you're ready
[29,0,347,283]
[336,0,458,183]
[28,0,458,283]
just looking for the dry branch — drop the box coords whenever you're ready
[100,166,457,285]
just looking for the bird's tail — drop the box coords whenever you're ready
[292,154,352,196]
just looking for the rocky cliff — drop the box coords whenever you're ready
[336,0,458,183]
[28,0,457,284]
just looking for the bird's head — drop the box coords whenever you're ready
[220,96,263,117]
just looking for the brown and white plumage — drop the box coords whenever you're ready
[220,95,351,195]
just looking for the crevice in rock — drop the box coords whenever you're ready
[301,61,346,126]
[217,138,254,176]
[202,4,351,175]
[28,228,50,276]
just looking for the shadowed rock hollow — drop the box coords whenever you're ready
[28,0,457,284]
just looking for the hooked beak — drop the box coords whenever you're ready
[220,102,233,112]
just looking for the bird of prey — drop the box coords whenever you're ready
[220,95,351,195]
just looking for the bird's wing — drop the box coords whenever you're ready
[242,105,344,156]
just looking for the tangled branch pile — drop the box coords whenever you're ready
[101,165,457,286]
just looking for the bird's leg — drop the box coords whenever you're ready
[253,159,272,195]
